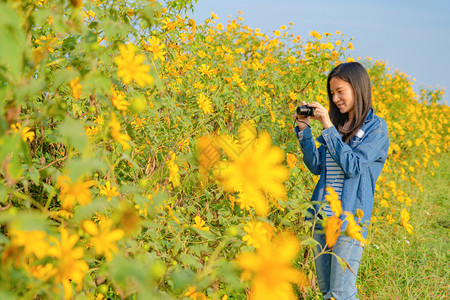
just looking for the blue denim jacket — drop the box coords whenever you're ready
[294,108,389,237]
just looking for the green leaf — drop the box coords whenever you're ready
[0,3,25,81]
[168,268,195,294]
[6,153,22,180]
[0,134,21,165]
[109,254,149,288]
[80,71,111,95]
[334,255,355,275]
[0,290,14,300]
[0,187,8,204]
[66,157,107,181]
[72,199,109,223]
[56,118,89,152]
[0,211,50,233]
[301,237,320,248]
[191,227,216,241]
[176,253,203,270]
[50,69,78,91]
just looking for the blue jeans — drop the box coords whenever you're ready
[313,233,364,300]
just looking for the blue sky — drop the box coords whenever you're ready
[191,0,450,103]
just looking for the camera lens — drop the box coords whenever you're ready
[296,105,315,117]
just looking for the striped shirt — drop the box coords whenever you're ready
[323,150,345,216]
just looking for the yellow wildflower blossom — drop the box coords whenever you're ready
[237,232,308,299]
[193,216,209,231]
[99,181,119,201]
[11,123,35,142]
[286,153,297,169]
[82,217,124,261]
[325,216,342,248]
[21,126,35,142]
[400,209,413,234]
[144,36,166,61]
[10,229,49,259]
[325,187,342,217]
[69,77,82,100]
[242,221,274,248]
[114,43,153,87]
[185,286,207,300]
[344,212,365,245]
[48,227,89,300]
[196,134,220,178]
[57,175,96,211]
[109,113,131,150]
[197,93,213,114]
[213,122,289,216]
[198,64,215,77]
[29,263,57,281]
[110,87,129,111]
[131,117,147,130]
[167,154,181,187]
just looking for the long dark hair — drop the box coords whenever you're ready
[327,62,372,143]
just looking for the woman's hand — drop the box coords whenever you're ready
[308,102,333,129]
[293,101,311,130]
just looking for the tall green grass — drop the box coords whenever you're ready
[358,153,449,299]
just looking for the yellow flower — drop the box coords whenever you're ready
[213,122,289,216]
[11,123,35,142]
[48,227,89,300]
[29,263,57,281]
[82,217,124,261]
[110,86,129,111]
[237,232,308,299]
[325,216,342,248]
[21,126,35,142]
[197,93,213,114]
[114,43,153,87]
[57,175,96,211]
[325,187,342,217]
[144,36,166,61]
[400,209,413,234]
[10,229,49,259]
[356,208,364,222]
[167,154,181,187]
[198,64,215,77]
[99,181,119,201]
[109,113,131,150]
[242,221,274,248]
[69,77,82,100]
[196,134,220,177]
[286,153,297,169]
[193,216,209,231]
[344,212,365,245]
[131,117,147,130]
[94,116,104,125]
[184,286,208,300]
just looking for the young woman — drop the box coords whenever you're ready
[293,62,389,299]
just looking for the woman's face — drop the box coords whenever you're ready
[330,77,355,119]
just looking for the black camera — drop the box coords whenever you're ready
[296,105,315,117]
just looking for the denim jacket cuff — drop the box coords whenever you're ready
[294,126,313,141]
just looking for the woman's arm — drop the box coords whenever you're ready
[295,126,323,175]
[321,122,389,177]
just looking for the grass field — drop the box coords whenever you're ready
[358,153,449,300]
